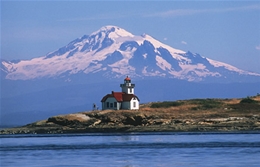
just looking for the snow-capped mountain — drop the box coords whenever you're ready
[1,25,260,82]
[2,25,260,126]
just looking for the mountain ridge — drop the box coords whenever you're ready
[2,25,259,82]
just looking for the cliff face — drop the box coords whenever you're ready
[1,96,260,134]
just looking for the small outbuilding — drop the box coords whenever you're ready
[101,76,140,110]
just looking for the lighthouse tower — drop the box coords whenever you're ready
[120,76,135,94]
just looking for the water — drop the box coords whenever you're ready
[1,132,260,167]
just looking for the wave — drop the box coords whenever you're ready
[1,141,260,152]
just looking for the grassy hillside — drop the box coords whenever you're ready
[1,95,260,134]
[138,95,259,117]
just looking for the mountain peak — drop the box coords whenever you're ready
[99,25,120,31]
[91,25,134,39]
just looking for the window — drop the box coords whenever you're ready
[133,102,136,108]
[106,102,109,108]
[114,102,117,108]
[110,103,113,108]
[130,88,132,93]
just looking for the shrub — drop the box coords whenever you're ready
[150,101,183,108]
[240,97,257,104]
[189,99,223,110]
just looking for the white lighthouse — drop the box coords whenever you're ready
[120,76,135,94]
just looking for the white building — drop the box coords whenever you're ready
[101,76,140,110]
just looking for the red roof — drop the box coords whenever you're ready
[101,91,139,102]
[124,76,131,81]
[113,92,123,101]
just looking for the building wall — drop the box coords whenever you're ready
[102,97,139,110]
[102,97,121,110]
[122,87,134,94]
[121,98,139,110]
[122,101,130,110]
[130,98,139,110]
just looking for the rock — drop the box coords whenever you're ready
[123,116,143,126]
[90,120,102,127]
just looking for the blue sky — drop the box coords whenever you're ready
[1,1,260,73]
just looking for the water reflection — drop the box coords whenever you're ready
[116,135,139,142]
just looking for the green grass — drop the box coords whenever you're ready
[188,99,223,110]
[240,97,258,104]
[150,101,183,108]
[150,99,224,110]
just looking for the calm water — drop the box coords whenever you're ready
[1,132,260,167]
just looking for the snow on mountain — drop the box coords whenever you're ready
[1,25,260,82]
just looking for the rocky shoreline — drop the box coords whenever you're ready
[1,97,260,135]
[1,111,260,135]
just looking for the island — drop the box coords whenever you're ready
[1,95,260,134]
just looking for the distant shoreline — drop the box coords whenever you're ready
[1,96,260,135]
